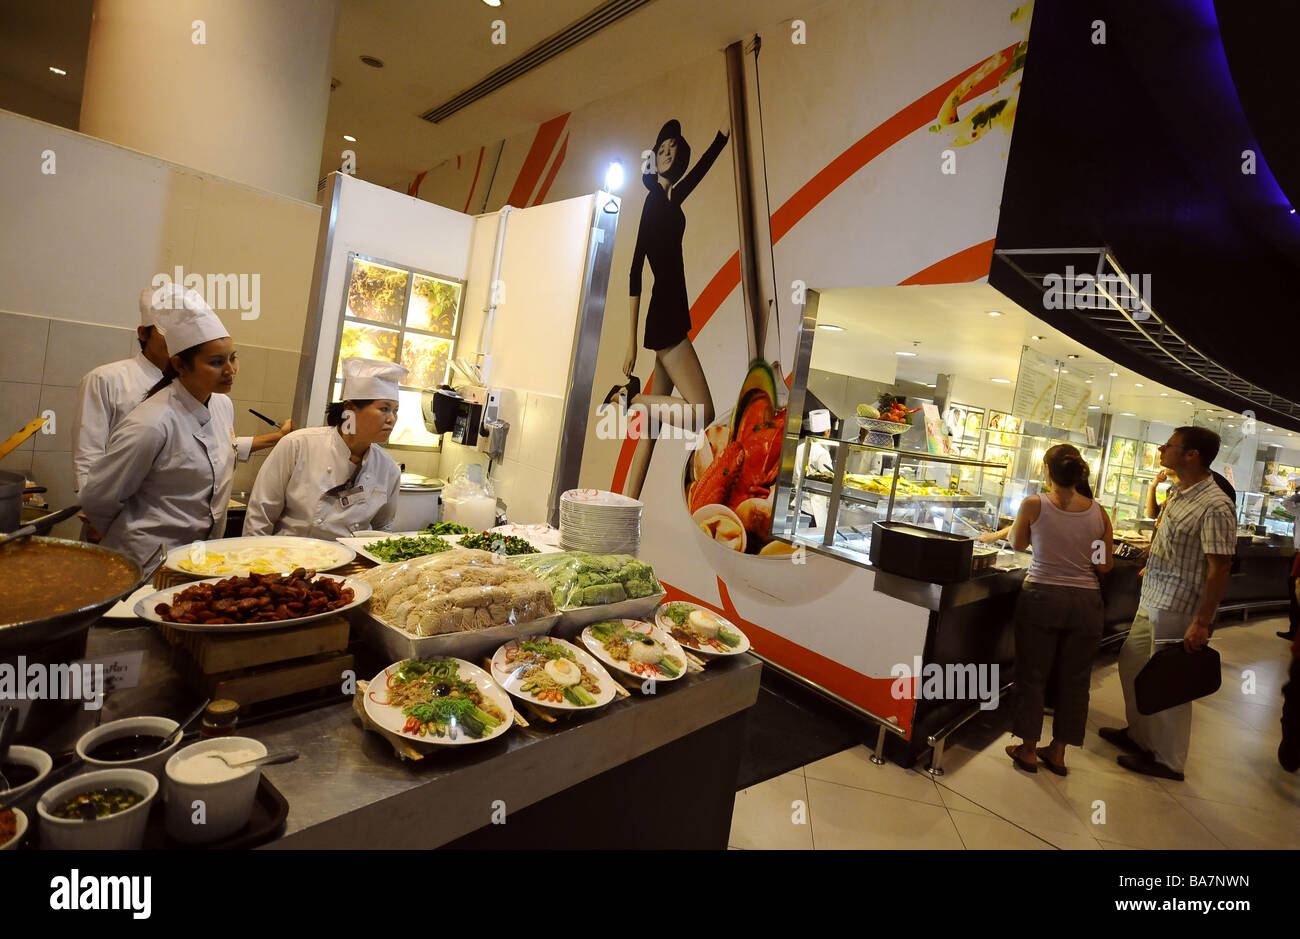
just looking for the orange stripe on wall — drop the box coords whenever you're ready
[609,46,1019,494]
[506,113,569,208]
[463,146,485,214]
[532,134,569,206]
[900,238,996,285]
[659,578,914,734]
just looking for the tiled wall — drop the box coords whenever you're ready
[0,309,300,537]
[488,388,566,526]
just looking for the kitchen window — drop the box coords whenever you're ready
[331,253,464,449]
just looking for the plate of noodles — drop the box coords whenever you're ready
[580,619,688,683]
[653,601,751,657]
[490,636,617,711]
[164,536,355,577]
[364,657,513,745]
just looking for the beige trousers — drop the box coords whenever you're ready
[1118,606,1193,773]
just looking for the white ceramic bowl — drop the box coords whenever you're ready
[164,736,266,844]
[76,715,180,781]
[37,767,158,850]
[0,745,53,803]
[0,808,27,850]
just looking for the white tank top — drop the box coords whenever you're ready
[1025,494,1104,589]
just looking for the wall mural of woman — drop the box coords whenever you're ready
[614,118,729,499]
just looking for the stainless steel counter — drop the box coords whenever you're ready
[52,623,762,849]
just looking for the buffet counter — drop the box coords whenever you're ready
[39,623,762,850]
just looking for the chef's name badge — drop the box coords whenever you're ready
[338,485,366,508]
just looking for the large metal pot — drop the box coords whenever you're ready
[0,470,47,533]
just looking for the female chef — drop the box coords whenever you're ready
[243,357,403,539]
[82,287,251,565]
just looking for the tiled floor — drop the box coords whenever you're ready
[730,614,1299,849]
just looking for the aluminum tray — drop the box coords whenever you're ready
[348,608,561,663]
[551,592,667,639]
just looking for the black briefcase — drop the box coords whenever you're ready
[1135,643,1222,715]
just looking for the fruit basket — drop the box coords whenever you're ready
[856,416,911,446]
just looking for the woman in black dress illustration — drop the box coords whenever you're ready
[621,119,729,499]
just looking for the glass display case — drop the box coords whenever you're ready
[1262,493,1296,540]
[1100,435,1157,526]
[773,434,1007,565]
[1236,491,1266,531]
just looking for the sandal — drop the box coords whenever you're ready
[1036,747,1068,776]
[1006,743,1037,774]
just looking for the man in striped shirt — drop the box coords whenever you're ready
[1101,425,1236,781]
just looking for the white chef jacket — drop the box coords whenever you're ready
[243,425,401,540]
[82,383,246,565]
[71,353,162,492]
[72,352,254,492]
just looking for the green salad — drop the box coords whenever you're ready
[421,521,475,536]
[364,534,454,563]
[458,531,538,555]
[512,552,662,608]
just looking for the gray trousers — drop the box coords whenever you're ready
[1118,606,1194,773]
[1013,581,1104,746]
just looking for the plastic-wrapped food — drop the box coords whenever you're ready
[355,548,555,637]
[511,551,663,608]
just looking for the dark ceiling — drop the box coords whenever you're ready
[992,0,1300,433]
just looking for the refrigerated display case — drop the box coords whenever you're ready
[1100,435,1156,526]
[1262,493,1297,541]
[777,435,1007,569]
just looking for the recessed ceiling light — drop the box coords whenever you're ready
[1087,405,1101,410]
[343,134,356,142]
[991,378,1011,384]
[1121,412,1136,416]
[816,324,845,331]
[987,311,1002,317]
[360,55,385,68]
[1182,400,1193,405]
[1109,372,1119,377]
[1085,379,1093,384]
[48,66,66,76]
[1061,369,1069,374]
[1134,383,1143,388]
[896,351,918,357]
[1067,354,1079,359]
[482,0,502,5]
[1227,424,1234,428]
[1054,404,1063,409]
[925,383,936,388]
[1031,335,1044,340]
[1267,428,1274,432]
[1160,393,1168,397]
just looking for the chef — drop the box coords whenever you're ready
[82,287,249,564]
[243,357,403,539]
[72,286,291,538]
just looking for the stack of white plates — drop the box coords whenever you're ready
[559,489,643,555]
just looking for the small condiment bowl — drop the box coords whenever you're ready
[76,715,180,781]
[37,767,158,850]
[0,745,53,803]
[164,736,267,844]
[0,807,28,850]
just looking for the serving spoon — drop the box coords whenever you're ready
[212,748,299,770]
[149,698,211,755]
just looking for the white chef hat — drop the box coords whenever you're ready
[147,285,229,352]
[808,409,831,434]
[139,288,165,329]
[341,357,407,401]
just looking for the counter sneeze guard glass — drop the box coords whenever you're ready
[773,433,1008,566]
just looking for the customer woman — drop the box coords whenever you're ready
[1004,444,1113,774]
[619,119,728,499]
[243,357,404,539]
[83,287,255,565]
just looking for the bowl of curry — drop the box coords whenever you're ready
[0,537,144,652]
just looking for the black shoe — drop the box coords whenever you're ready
[1278,630,1296,640]
[1281,739,1300,773]
[1117,752,1185,781]
[600,375,641,413]
[1098,726,1152,758]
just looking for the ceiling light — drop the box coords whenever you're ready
[1109,371,1119,377]
[1054,404,1063,409]
[987,311,1002,317]
[1182,400,1192,405]
[1120,412,1136,417]
[604,159,624,191]
[360,55,385,68]
[1085,379,1093,384]
[925,383,936,388]
[1160,393,1168,396]
[482,0,502,5]
[1227,424,1234,428]
[991,378,1011,384]
[1088,405,1101,410]
[1134,383,1143,388]
[816,324,845,331]
[896,351,918,357]
[49,66,67,76]
[1031,335,1044,340]
[343,134,356,142]
[1061,369,1068,374]
[1267,428,1274,432]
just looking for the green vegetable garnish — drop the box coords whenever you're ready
[421,521,474,536]
[663,603,694,626]
[365,535,454,562]
[459,532,538,555]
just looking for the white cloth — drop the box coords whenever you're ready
[243,425,400,540]
[71,353,162,492]
[82,384,242,565]
[1282,492,1300,549]
[341,357,407,401]
[149,285,228,352]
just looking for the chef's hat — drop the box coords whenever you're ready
[341,357,407,401]
[147,285,229,352]
[808,409,831,434]
[139,288,166,329]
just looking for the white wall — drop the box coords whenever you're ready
[0,108,320,533]
[459,195,597,524]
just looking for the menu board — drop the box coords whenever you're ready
[1010,348,1087,430]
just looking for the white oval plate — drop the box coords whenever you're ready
[164,536,355,577]
[134,575,371,633]
[653,601,751,657]
[580,619,688,683]
[490,636,617,711]
[337,532,456,565]
[364,657,513,746]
